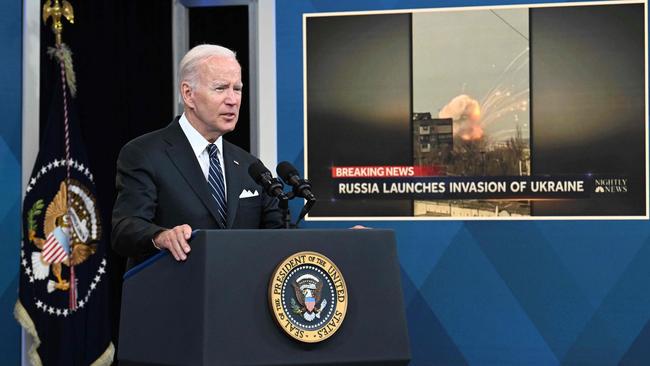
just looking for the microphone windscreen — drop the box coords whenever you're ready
[276,161,299,182]
[248,160,270,183]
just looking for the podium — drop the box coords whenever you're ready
[118,229,411,366]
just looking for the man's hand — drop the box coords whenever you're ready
[350,225,370,229]
[153,224,192,261]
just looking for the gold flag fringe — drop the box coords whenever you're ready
[15,300,116,365]
[14,300,43,366]
[47,43,77,97]
[91,342,115,366]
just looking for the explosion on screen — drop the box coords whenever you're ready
[438,48,529,145]
[438,94,483,141]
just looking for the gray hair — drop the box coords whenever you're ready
[178,44,237,89]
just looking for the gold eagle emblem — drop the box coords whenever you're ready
[28,181,99,293]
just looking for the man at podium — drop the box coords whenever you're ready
[112,44,282,268]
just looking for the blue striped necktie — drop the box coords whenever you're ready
[206,144,227,228]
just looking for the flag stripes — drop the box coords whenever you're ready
[42,232,69,263]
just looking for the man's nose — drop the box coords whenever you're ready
[224,89,238,104]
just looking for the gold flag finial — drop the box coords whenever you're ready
[43,0,74,47]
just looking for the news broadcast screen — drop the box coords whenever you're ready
[304,1,647,220]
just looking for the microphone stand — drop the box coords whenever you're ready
[281,178,316,228]
[278,194,291,229]
[295,197,316,228]
[289,191,315,228]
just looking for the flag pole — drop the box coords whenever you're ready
[42,0,77,311]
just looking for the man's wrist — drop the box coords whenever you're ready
[151,230,165,250]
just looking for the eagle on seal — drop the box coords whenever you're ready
[292,274,328,321]
[29,181,98,293]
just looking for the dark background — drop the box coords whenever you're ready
[306,14,413,217]
[39,1,250,355]
[530,4,646,216]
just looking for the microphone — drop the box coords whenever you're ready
[248,160,286,199]
[276,161,316,201]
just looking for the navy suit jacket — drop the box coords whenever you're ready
[111,117,283,267]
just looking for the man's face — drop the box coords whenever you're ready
[183,55,242,141]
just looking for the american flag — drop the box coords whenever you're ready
[42,227,70,263]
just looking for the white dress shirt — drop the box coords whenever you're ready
[178,113,227,197]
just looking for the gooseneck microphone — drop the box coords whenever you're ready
[248,160,286,199]
[276,161,316,201]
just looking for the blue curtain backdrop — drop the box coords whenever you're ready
[276,0,650,365]
[0,0,22,365]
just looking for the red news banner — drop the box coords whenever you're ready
[332,165,443,178]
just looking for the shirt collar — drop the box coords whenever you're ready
[179,113,223,157]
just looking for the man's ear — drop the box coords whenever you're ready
[181,81,194,109]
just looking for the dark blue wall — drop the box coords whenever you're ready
[276,1,650,365]
[0,0,22,365]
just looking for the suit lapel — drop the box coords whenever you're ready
[162,119,224,227]
[223,141,242,228]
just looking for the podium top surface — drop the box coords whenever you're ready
[123,228,395,281]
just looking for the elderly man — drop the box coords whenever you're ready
[112,44,282,267]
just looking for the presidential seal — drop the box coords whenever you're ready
[19,158,108,315]
[269,251,348,343]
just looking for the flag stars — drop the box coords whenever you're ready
[53,160,60,167]
[21,259,27,267]
[47,163,53,170]
[25,268,32,275]
[29,256,111,318]
[30,178,36,185]
[40,167,47,175]
[29,276,34,283]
